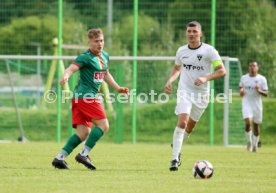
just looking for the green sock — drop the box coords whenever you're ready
[62,134,82,155]
[85,127,104,149]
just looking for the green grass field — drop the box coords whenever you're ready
[0,142,275,193]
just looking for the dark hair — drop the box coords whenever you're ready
[249,61,259,66]
[186,21,202,31]
[87,28,103,39]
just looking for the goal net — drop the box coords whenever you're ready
[0,55,243,145]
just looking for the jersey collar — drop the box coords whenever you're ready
[89,48,101,56]
[188,42,202,50]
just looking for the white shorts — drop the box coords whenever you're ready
[242,104,262,124]
[175,94,206,122]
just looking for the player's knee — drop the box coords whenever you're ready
[177,121,187,129]
[99,122,109,133]
[103,124,109,133]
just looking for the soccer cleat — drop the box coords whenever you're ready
[252,146,257,152]
[246,141,252,152]
[258,141,261,148]
[52,158,69,169]
[178,153,182,167]
[171,143,182,167]
[169,159,180,171]
[75,153,96,170]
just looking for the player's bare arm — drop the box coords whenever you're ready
[194,64,226,86]
[104,71,129,95]
[239,86,245,97]
[255,84,268,97]
[165,64,181,94]
[60,64,79,86]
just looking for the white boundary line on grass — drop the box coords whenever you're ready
[226,145,244,148]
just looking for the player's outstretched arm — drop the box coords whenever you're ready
[60,64,79,86]
[165,65,181,94]
[104,71,129,95]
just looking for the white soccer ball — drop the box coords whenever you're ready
[192,160,214,179]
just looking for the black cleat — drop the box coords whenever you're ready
[171,143,182,167]
[52,158,69,169]
[258,141,261,148]
[169,159,179,171]
[75,153,96,170]
[178,153,182,167]
[252,146,257,152]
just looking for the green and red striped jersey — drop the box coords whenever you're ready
[72,49,109,98]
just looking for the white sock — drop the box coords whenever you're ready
[183,130,190,143]
[252,135,260,148]
[56,150,68,160]
[245,130,252,143]
[80,145,91,157]
[172,127,185,161]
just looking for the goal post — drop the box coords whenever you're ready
[222,57,244,146]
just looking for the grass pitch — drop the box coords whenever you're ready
[0,142,275,193]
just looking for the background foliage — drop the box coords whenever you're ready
[0,0,275,96]
[0,0,276,144]
[1,99,275,144]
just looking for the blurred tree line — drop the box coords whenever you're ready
[0,0,275,96]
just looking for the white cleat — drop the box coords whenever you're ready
[252,146,257,152]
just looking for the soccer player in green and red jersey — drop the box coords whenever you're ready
[52,28,129,170]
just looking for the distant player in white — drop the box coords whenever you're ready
[239,61,268,152]
[165,21,226,171]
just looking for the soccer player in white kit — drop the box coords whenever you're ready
[165,21,226,171]
[239,61,268,152]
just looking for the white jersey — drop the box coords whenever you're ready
[239,74,268,110]
[175,42,222,107]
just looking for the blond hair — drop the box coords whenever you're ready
[87,28,103,39]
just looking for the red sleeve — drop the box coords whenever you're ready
[72,62,81,69]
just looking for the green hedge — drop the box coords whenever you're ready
[1,98,275,145]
